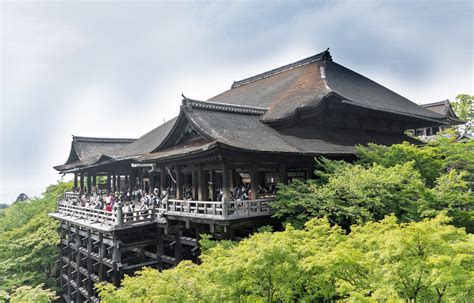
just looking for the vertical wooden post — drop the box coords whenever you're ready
[222,163,231,218]
[74,173,78,189]
[279,164,288,185]
[174,229,183,265]
[176,166,182,199]
[229,168,235,191]
[209,170,215,201]
[160,169,166,194]
[305,163,313,180]
[112,234,121,287]
[192,168,198,200]
[92,174,97,189]
[112,175,117,193]
[98,233,105,281]
[125,174,129,190]
[197,165,205,201]
[87,174,91,195]
[138,169,144,191]
[86,229,93,296]
[66,223,72,302]
[80,173,85,192]
[75,228,82,303]
[106,175,111,194]
[156,226,164,268]
[250,166,259,200]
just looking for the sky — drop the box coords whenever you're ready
[1,0,473,203]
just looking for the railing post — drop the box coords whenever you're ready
[222,199,229,219]
[115,201,123,227]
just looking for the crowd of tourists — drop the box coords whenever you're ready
[64,182,277,214]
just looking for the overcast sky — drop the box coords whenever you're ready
[1,0,473,203]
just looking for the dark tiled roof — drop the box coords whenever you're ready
[420,100,464,124]
[209,49,445,124]
[140,100,420,161]
[116,117,178,158]
[53,136,136,172]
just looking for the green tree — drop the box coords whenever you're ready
[451,94,473,122]
[98,216,474,302]
[272,162,425,230]
[0,182,70,293]
[9,284,57,303]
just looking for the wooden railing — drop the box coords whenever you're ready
[55,194,274,228]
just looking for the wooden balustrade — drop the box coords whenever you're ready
[55,194,274,227]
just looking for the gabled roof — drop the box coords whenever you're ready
[421,100,465,124]
[116,117,178,158]
[209,49,446,125]
[139,98,420,162]
[53,136,135,172]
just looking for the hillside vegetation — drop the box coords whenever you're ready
[99,136,473,302]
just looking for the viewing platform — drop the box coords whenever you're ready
[50,192,275,231]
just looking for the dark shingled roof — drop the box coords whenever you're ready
[53,136,135,172]
[139,99,420,161]
[116,117,178,158]
[421,100,465,125]
[209,49,446,124]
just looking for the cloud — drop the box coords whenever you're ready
[1,0,473,203]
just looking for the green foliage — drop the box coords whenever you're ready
[273,162,425,230]
[98,216,474,302]
[0,182,71,293]
[451,94,473,122]
[9,284,57,303]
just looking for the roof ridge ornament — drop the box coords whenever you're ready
[231,48,332,89]
[72,136,136,144]
[183,98,268,115]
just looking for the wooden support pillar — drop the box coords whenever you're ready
[192,169,198,200]
[156,226,164,268]
[112,175,117,193]
[66,223,72,302]
[138,169,144,191]
[160,169,166,194]
[117,175,121,192]
[209,170,215,201]
[80,173,84,192]
[197,165,206,201]
[73,173,78,189]
[86,229,93,296]
[75,228,82,303]
[280,164,288,185]
[87,174,91,194]
[98,233,105,281]
[92,174,97,187]
[221,163,231,202]
[250,166,259,200]
[229,168,235,190]
[176,166,182,200]
[112,234,121,287]
[125,175,129,189]
[174,229,183,265]
[106,175,111,194]
[305,163,314,180]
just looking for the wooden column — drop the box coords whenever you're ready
[176,166,182,200]
[197,165,205,201]
[98,233,105,281]
[209,170,215,201]
[112,175,117,193]
[112,234,121,287]
[305,163,313,180]
[279,164,288,185]
[106,175,111,194]
[160,169,166,194]
[174,229,183,265]
[75,228,82,303]
[156,226,164,268]
[250,166,259,200]
[138,169,144,190]
[229,168,235,190]
[73,173,78,189]
[86,229,93,296]
[92,174,97,187]
[117,175,121,192]
[221,163,231,202]
[87,174,91,194]
[192,169,198,200]
[66,223,72,302]
[80,173,84,192]
[125,175,129,190]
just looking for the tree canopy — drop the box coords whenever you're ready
[98,216,474,303]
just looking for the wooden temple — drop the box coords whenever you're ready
[50,49,448,302]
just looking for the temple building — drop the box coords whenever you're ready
[410,99,465,137]
[50,49,449,302]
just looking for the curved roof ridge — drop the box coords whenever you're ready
[231,49,332,89]
[183,98,268,115]
[72,135,136,144]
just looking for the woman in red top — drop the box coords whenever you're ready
[105,203,113,212]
